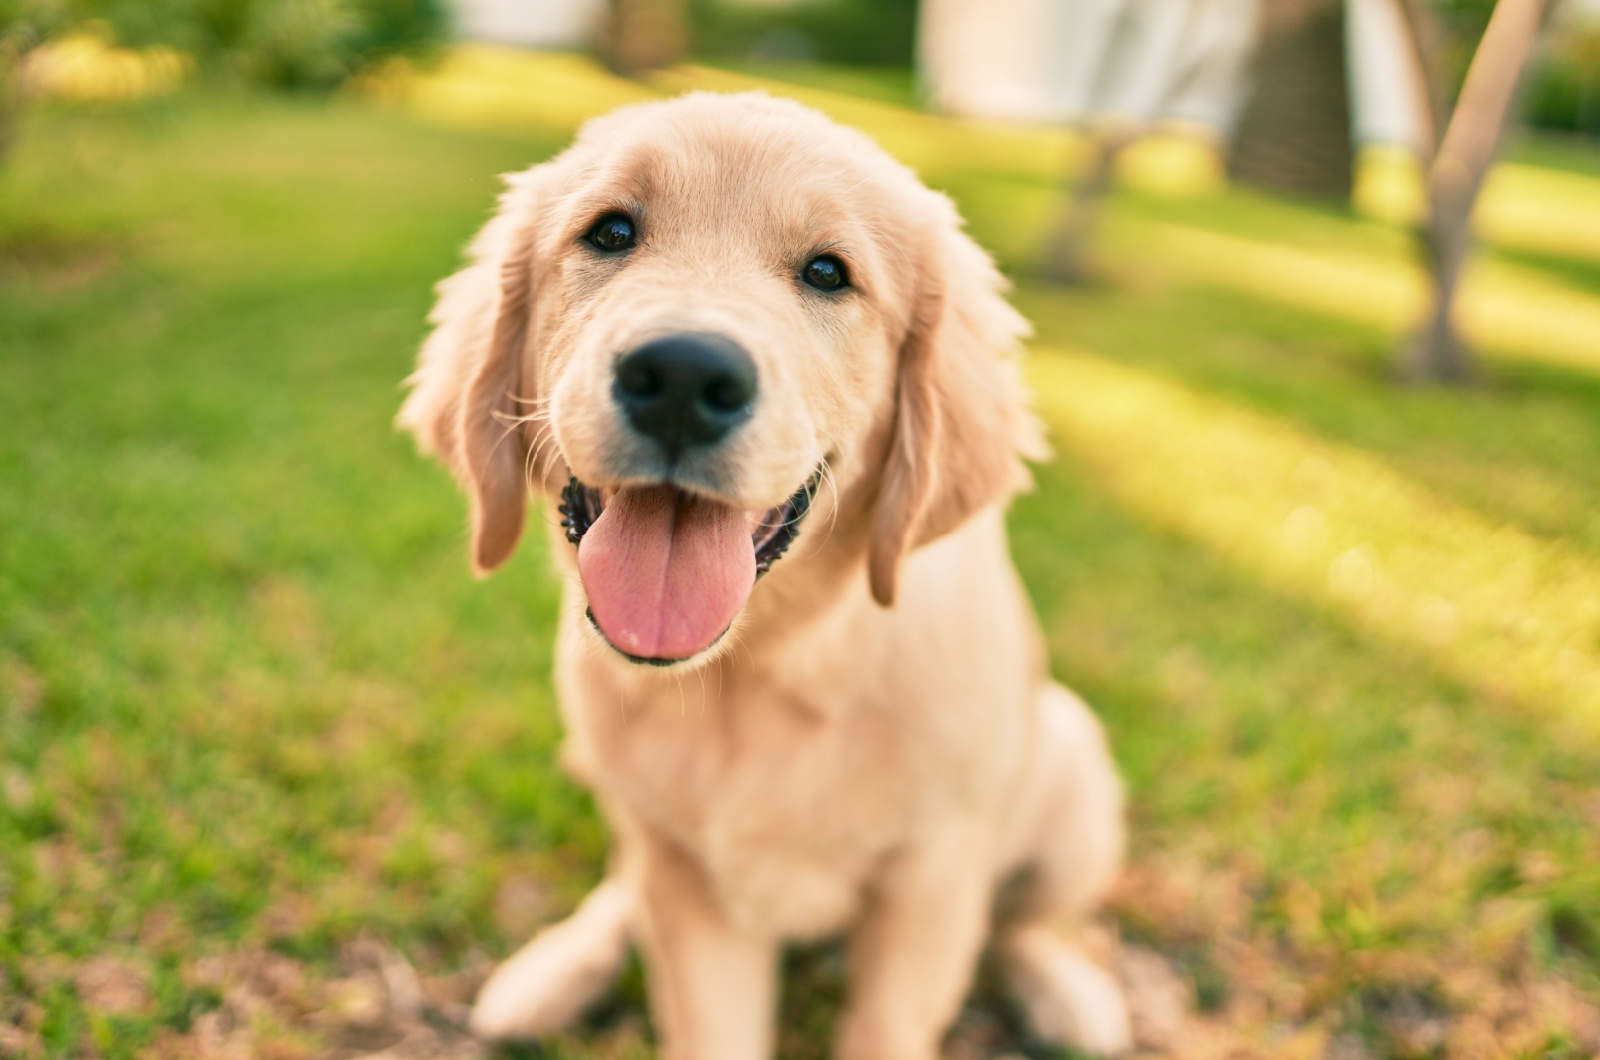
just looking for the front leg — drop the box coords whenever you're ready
[836,832,993,1060]
[631,832,779,1060]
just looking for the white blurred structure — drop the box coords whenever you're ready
[452,0,605,47]
[919,0,1259,131]
[1346,0,1428,150]
[919,0,1436,149]
[453,0,1588,153]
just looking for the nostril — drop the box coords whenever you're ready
[616,358,662,398]
[704,376,752,413]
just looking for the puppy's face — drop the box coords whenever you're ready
[401,94,1035,670]
[532,98,916,665]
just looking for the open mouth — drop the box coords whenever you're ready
[559,470,820,665]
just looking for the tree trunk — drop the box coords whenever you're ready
[1037,0,1209,285]
[595,0,689,78]
[1394,0,1447,164]
[0,76,14,167]
[1230,0,1354,199]
[1037,127,1135,285]
[1401,0,1553,382]
[0,37,24,168]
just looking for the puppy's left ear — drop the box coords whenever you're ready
[868,198,1044,606]
[398,167,546,575]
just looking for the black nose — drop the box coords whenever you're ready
[613,333,758,459]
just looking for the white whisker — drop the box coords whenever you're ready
[806,457,842,556]
[524,419,564,495]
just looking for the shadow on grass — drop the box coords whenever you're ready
[1012,447,1600,961]
[487,942,1089,1060]
[1013,278,1600,558]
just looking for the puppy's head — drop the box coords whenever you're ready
[400,92,1040,668]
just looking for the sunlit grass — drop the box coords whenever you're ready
[1474,162,1600,267]
[1352,149,1600,269]
[1352,144,1428,227]
[21,33,190,102]
[1027,346,1600,741]
[1116,129,1229,198]
[1133,221,1600,376]
[377,46,657,137]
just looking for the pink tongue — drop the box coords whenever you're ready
[577,486,756,660]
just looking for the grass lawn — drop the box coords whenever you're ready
[2,48,1598,1059]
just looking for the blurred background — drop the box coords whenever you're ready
[2,1,1599,1057]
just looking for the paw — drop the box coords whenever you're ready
[1002,930,1133,1057]
[469,938,588,1041]
[469,882,630,1041]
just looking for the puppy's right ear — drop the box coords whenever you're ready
[398,168,545,575]
[866,196,1043,607]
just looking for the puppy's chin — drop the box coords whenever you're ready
[580,603,734,672]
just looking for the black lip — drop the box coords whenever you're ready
[559,468,822,578]
[559,478,604,546]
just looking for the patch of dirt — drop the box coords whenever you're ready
[0,1015,46,1060]
[142,940,491,1060]
[0,225,119,291]
[1107,852,1600,1059]
[74,955,154,1016]
[492,874,559,941]
[70,853,1600,1059]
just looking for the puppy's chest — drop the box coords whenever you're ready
[590,694,912,937]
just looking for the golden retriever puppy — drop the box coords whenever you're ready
[399,92,1130,1059]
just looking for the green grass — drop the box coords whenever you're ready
[2,55,1599,1059]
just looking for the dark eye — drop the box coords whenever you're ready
[803,255,847,291]
[587,214,636,252]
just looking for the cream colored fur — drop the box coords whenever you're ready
[399,92,1131,1059]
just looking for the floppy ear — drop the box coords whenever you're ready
[397,169,544,575]
[867,204,1044,607]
